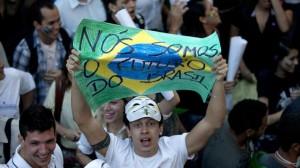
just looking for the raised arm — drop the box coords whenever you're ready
[167,0,188,34]
[186,55,227,156]
[158,91,180,118]
[67,49,110,156]
[271,0,292,32]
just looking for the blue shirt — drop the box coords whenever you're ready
[13,30,67,104]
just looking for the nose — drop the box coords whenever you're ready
[103,103,112,112]
[141,124,149,134]
[39,144,49,154]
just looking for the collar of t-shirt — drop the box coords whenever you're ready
[11,145,57,168]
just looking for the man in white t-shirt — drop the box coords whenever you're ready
[67,50,228,167]
[55,0,107,38]
[0,60,35,119]
[5,105,63,168]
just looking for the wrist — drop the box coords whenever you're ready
[161,91,174,101]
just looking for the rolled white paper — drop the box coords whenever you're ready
[114,9,137,28]
[226,36,248,81]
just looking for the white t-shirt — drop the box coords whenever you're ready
[40,41,58,72]
[105,133,189,168]
[84,159,110,168]
[0,118,19,164]
[0,68,35,118]
[5,144,63,168]
[55,0,107,38]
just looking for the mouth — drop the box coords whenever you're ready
[104,112,115,120]
[140,138,151,147]
[37,154,51,162]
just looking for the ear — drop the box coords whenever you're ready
[18,134,24,144]
[33,20,41,30]
[199,16,206,24]
[245,129,255,138]
[159,125,164,136]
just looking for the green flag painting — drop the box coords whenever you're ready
[73,19,221,111]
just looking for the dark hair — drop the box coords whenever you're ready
[278,97,300,151]
[19,104,56,139]
[30,0,56,24]
[181,0,206,37]
[228,99,267,135]
[107,0,118,4]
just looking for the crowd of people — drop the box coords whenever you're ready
[0,0,300,167]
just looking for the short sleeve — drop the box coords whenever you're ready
[77,134,94,155]
[19,70,35,95]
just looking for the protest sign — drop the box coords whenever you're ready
[73,19,221,111]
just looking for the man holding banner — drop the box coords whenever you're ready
[67,48,227,167]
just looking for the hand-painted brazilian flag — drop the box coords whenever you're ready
[73,19,221,111]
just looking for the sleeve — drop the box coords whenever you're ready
[77,134,94,155]
[19,70,36,95]
[13,39,31,71]
[171,133,190,159]
[43,82,56,112]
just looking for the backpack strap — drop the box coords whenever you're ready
[59,28,71,56]
[54,75,67,146]
[25,33,38,74]
[54,75,66,122]
[3,118,13,163]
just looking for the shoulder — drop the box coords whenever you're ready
[158,133,188,151]
[15,38,29,50]
[6,145,32,168]
[55,0,69,9]
[4,68,34,84]
[3,68,24,79]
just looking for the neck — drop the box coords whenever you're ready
[38,32,54,45]
[203,24,216,36]
[230,129,248,148]
[275,148,298,166]
[107,121,124,135]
